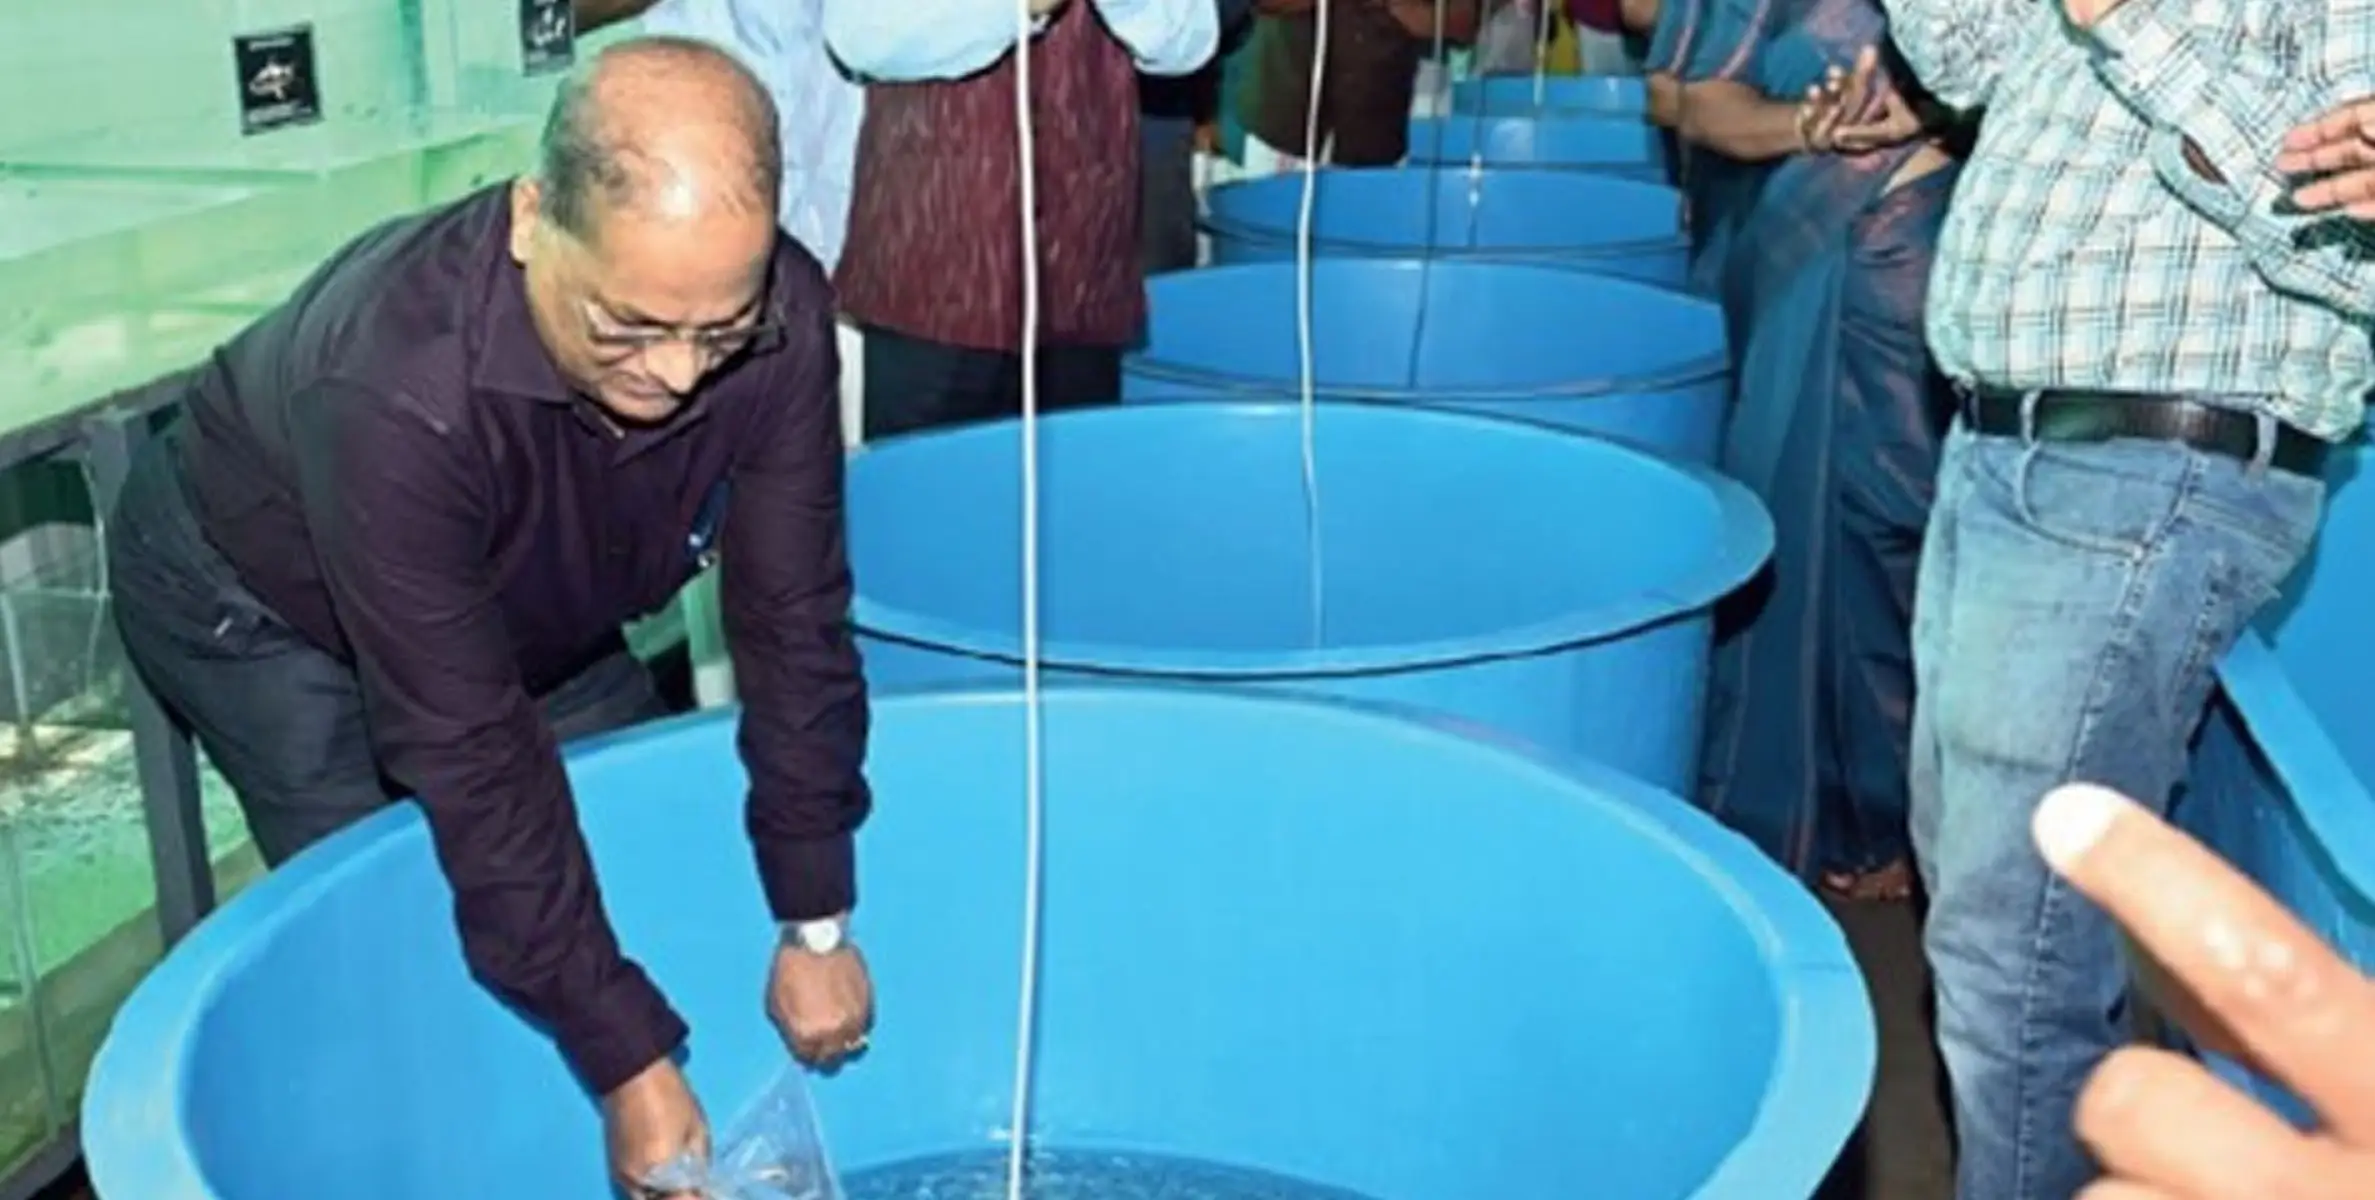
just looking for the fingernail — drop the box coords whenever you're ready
[2033,784,2123,871]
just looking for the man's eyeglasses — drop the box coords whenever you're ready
[580,302,787,363]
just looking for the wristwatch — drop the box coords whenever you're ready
[782,913,849,955]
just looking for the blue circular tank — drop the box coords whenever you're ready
[82,688,1875,1200]
[1201,167,1689,288]
[847,403,1770,792]
[1452,74,1650,117]
[1407,113,1667,179]
[1126,261,1730,462]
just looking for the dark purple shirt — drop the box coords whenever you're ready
[175,185,870,1094]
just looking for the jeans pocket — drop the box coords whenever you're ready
[1983,438,2202,559]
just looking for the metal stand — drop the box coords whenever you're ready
[78,409,214,948]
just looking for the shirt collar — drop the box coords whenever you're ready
[469,233,576,405]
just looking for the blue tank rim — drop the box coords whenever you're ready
[1444,86,1653,117]
[1127,260,1728,402]
[79,684,1874,1200]
[847,402,1773,677]
[1194,167,1689,264]
[1408,111,1658,136]
[1403,112,1664,164]
[1196,215,1690,267]
[1449,74,1650,101]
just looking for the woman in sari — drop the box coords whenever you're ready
[1671,0,1962,899]
[1638,0,1777,304]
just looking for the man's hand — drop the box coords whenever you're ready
[1030,0,1067,16]
[1797,48,1923,156]
[769,943,876,1066]
[604,1058,710,1198]
[2060,0,2124,29]
[2281,100,2375,219]
[2034,784,2375,1196]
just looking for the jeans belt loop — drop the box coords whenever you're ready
[2248,409,2277,477]
[2017,389,2043,445]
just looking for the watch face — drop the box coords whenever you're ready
[797,919,844,953]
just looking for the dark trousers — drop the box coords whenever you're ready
[106,432,670,866]
[1140,127,1201,276]
[859,326,1123,441]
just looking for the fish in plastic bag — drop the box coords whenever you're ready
[640,1066,844,1200]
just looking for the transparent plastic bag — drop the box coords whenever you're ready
[641,1066,845,1200]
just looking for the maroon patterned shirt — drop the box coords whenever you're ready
[835,2,1144,352]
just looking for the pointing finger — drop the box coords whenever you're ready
[2034,785,2375,1142]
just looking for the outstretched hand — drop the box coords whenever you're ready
[2034,784,2375,1196]
[1796,46,1922,156]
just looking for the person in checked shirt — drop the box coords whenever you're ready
[1877,0,2375,1193]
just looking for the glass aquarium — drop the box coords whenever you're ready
[0,0,647,1186]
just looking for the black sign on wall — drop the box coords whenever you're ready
[233,25,324,136]
[521,0,577,76]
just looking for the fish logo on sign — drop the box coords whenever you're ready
[247,59,298,103]
[520,0,578,75]
[233,25,322,134]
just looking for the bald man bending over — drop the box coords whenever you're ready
[105,37,872,1190]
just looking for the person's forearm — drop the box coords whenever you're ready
[574,0,658,34]
[720,295,874,923]
[1678,80,1805,162]
[423,734,690,1093]
[732,623,871,922]
[726,543,870,922]
[1620,0,1659,35]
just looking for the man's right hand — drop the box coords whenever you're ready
[605,1058,710,1197]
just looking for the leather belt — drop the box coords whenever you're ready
[1958,387,2327,478]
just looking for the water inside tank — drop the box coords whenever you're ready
[842,1150,1376,1200]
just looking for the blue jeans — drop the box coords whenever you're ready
[1908,420,2324,1198]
